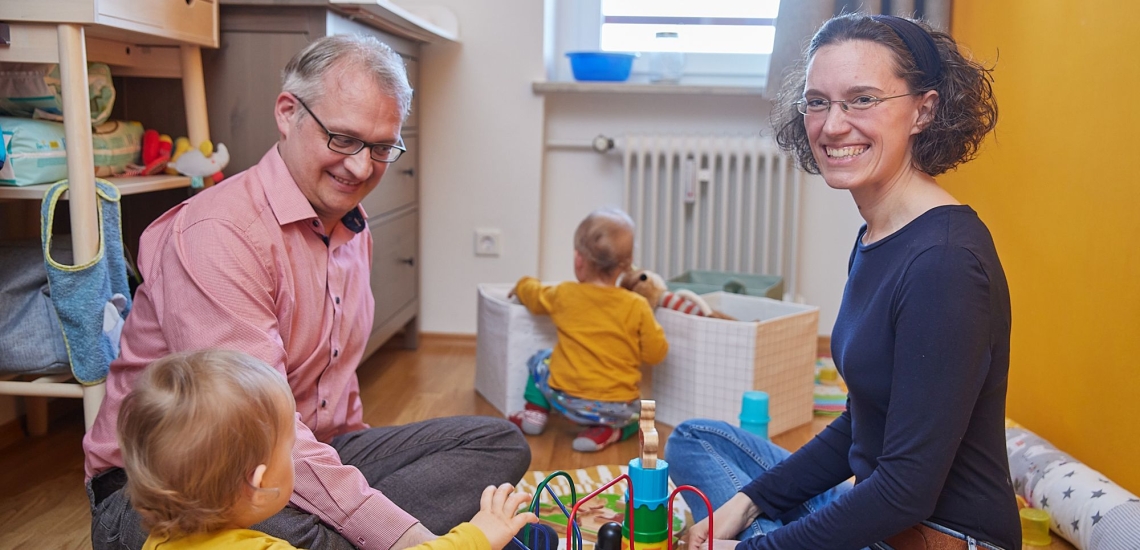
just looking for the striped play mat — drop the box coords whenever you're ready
[515,464,694,549]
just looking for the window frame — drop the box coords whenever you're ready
[553,0,774,86]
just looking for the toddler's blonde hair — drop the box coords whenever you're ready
[117,349,295,539]
[574,207,635,277]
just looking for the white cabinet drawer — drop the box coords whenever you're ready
[360,135,417,219]
[369,210,418,329]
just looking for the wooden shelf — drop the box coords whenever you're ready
[0,175,193,200]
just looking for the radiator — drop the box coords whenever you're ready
[621,134,802,298]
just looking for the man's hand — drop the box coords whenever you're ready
[470,483,539,550]
[392,523,436,550]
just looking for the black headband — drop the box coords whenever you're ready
[870,15,942,90]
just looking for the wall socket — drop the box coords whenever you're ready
[474,228,502,257]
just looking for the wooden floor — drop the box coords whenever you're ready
[0,335,1070,549]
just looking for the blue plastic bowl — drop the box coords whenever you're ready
[566,52,637,82]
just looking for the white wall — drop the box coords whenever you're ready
[409,0,863,336]
[411,0,548,334]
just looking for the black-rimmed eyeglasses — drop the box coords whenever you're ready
[794,93,918,116]
[294,95,406,163]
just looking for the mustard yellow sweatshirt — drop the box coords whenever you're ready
[514,277,668,402]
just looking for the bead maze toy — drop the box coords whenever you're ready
[516,400,714,550]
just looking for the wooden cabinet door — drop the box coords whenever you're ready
[204,29,311,174]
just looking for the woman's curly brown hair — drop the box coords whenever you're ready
[772,14,997,177]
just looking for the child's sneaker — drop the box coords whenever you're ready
[572,424,637,452]
[508,403,549,435]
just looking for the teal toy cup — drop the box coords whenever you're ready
[739,391,770,439]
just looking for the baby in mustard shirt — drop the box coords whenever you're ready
[509,208,668,452]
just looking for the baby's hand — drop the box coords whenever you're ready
[470,483,538,550]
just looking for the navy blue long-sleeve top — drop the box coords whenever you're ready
[738,205,1020,550]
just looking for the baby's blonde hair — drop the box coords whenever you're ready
[574,207,635,277]
[117,349,295,539]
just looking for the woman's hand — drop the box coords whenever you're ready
[682,493,761,550]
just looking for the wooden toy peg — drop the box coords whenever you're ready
[639,399,658,469]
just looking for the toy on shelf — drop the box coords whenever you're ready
[620,269,736,321]
[165,136,192,175]
[121,130,173,176]
[167,137,230,188]
[518,399,714,550]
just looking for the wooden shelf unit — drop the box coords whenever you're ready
[0,0,218,433]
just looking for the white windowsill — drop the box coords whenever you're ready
[532,81,766,97]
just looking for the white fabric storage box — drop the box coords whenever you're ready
[652,292,820,436]
[475,284,557,415]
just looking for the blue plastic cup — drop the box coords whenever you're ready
[739,391,770,439]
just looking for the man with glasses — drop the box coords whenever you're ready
[84,35,531,550]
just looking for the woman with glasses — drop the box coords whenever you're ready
[666,13,1016,550]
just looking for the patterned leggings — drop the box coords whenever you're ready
[523,349,640,428]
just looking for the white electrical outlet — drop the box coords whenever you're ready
[474,228,502,257]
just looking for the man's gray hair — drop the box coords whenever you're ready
[282,34,413,121]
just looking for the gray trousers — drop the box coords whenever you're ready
[89,416,531,549]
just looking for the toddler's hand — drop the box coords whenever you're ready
[470,483,539,550]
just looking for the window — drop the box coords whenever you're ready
[551,0,781,86]
[600,0,780,55]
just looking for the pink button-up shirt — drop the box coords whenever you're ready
[83,147,418,549]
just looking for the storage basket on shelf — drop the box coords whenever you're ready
[666,270,784,300]
[652,292,819,436]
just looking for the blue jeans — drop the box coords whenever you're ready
[664,419,852,541]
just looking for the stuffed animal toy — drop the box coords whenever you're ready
[620,269,736,321]
[164,136,193,175]
[140,131,172,174]
[119,130,172,176]
[169,139,229,188]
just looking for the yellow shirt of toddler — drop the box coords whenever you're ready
[514,277,668,402]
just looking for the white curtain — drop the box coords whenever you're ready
[765,0,953,96]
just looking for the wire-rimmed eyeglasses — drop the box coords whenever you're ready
[794,93,917,116]
[294,95,406,163]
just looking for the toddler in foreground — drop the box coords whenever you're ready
[119,349,537,549]
[509,208,668,452]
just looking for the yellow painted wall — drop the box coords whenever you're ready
[943,2,1140,492]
